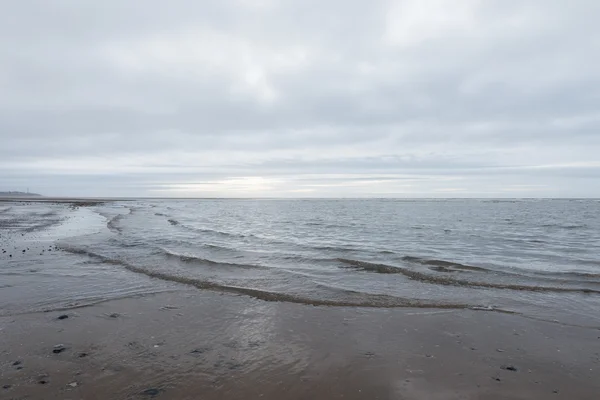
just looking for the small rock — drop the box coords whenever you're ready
[78,352,88,358]
[38,380,48,385]
[496,349,505,353]
[141,388,161,396]
[57,314,69,320]
[501,365,518,372]
[493,377,501,382]
[53,344,67,354]
[12,360,22,366]
[109,313,120,318]
[553,390,559,394]
[68,382,78,388]
[2,384,11,390]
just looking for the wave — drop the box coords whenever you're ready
[337,258,403,274]
[402,255,600,281]
[541,223,587,230]
[401,256,488,272]
[337,258,600,295]
[107,214,124,233]
[202,243,238,251]
[0,207,12,214]
[167,219,251,239]
[304,222,348,228]
[160,248,266,270]
[56,245,505,311]
[506,267,600,281]
[313,245,359,252]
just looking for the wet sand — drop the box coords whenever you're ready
[1,289,599,400]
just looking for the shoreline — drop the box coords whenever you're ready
[0,197,121,204]
[1,289,599,400]
[2,199,600,399]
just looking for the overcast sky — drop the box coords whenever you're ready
[1,0,599,197]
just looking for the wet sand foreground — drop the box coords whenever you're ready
[1,289,599,400]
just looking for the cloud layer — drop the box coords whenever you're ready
[1,0,599,197]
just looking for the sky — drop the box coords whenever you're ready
[1,0,599,198]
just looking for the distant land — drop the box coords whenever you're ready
[0,191,42,197]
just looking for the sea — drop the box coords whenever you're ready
[1,199,599,327]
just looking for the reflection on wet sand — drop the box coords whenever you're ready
[1,290,599,399]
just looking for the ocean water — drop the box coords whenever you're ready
[1,199,600,326]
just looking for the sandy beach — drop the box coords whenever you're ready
[1,289,599,400]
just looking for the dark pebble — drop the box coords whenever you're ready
[78,352,88,358]
[553,390,559,394]
[57,314,69,320]
[141,388,161,396]
[2,384,11,389]
[12,360,22,366]
[501,365,518,372]
[493,377,501,382]
[38,380,48,385]
[109,313,120,318]
[53,344,67,354]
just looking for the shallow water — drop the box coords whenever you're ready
[1,199,599,326]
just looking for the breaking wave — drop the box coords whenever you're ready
[160,248,267,270]
[337,258,600,295]
[56,245,506,311]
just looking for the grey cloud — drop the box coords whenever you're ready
[1,0,599,197]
